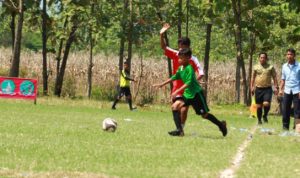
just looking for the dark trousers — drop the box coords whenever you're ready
[282,92,300,130]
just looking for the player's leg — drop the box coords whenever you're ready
[180,105,189,128]
[282,93,292,130]
[169,99,185,136]
[125,87,135,110]
[262,87,273,123]
[191,92,227,136]
[255,88,264,124]
[112,87,124,109]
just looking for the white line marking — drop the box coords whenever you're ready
[220,125,258,178]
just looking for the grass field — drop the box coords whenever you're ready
[0,98,300,178]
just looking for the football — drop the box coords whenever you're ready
[102,118,117,132]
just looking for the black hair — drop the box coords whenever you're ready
[178,37,191,47]
[259,52,268,59]
[287,48,296,55]
[178,48,192,57]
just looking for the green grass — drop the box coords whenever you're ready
[0,98,299,178]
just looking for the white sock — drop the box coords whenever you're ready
[181,124,185,128]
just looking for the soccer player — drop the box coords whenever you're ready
[250,52,279,125]
[279,48,300,130]
[154,48,227,137]
[160,23,204,135]
[112,61,136,110]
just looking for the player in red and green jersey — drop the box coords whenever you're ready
[154,48,227,137]
[160,23,204,134]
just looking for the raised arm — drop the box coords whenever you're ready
[159,23,170,50]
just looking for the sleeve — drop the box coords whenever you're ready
[281,65,286,80]
[190,56,204,76]
[164,47,178,60]
[171,68,181,81]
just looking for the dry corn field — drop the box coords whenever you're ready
[0,48,282,108]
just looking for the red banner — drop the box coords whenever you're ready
[0,76,37,100]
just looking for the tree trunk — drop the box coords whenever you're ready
[54,20,78,97]
[232,0,247,104]
[42,0,48,95]
[10,12,16,58]
[87,3,95,99]
[203,0,213,98]
[9,0,24,77]
[178,0,182,39]
[127,0,133,72]
[186,0,189,37]
[247,32,256,106]
[119,0,129,71]
[56,17,68,77]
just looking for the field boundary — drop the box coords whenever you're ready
[219,125,258,178]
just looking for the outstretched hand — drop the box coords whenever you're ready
[160,23,170,34]
[152,83,162,88]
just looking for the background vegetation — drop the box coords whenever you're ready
[0,0,300,105]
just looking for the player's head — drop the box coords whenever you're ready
[258,52,268,64]
[123,61,129,69]
[178,48,192,66]
[286,48,296,61]
[178,37,191,49]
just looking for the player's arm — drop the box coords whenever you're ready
[172,67,192,98]
[172,84,188,98]
[272,68,279,95]
[153,70,179,88]
[191,56,204,81]
[279,79,285,96]
[250,70,256,95]
[121,71,135,82]
[153,78,172,88]
[160,23,170,50]
[279,67,286,96]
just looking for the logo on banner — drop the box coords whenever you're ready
[20,80,35,96]
[1,79,16,95]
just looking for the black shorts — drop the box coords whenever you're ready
[255,87,273,104]
[118,87,131,97]
[172,96,184,103]
[183,91,210,115]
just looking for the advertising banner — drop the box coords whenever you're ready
[0,76,37,102]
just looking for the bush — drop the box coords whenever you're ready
[91,84,117,101]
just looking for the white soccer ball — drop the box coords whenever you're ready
[102,118,117,132]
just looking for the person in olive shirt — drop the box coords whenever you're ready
[112,61,136,110]
[250,52,279,125]
[154,48,227,137]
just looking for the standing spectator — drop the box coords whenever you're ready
[250,52,279,124]
[279,48,300,130]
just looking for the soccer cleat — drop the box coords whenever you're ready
[258,120,263,125]
[111,106,116,110]
[219,121,227,137]
[263,116,268,123]
[168,130,184,137]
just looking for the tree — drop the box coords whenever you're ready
[8,0,24,77]
[231,0,247,104]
